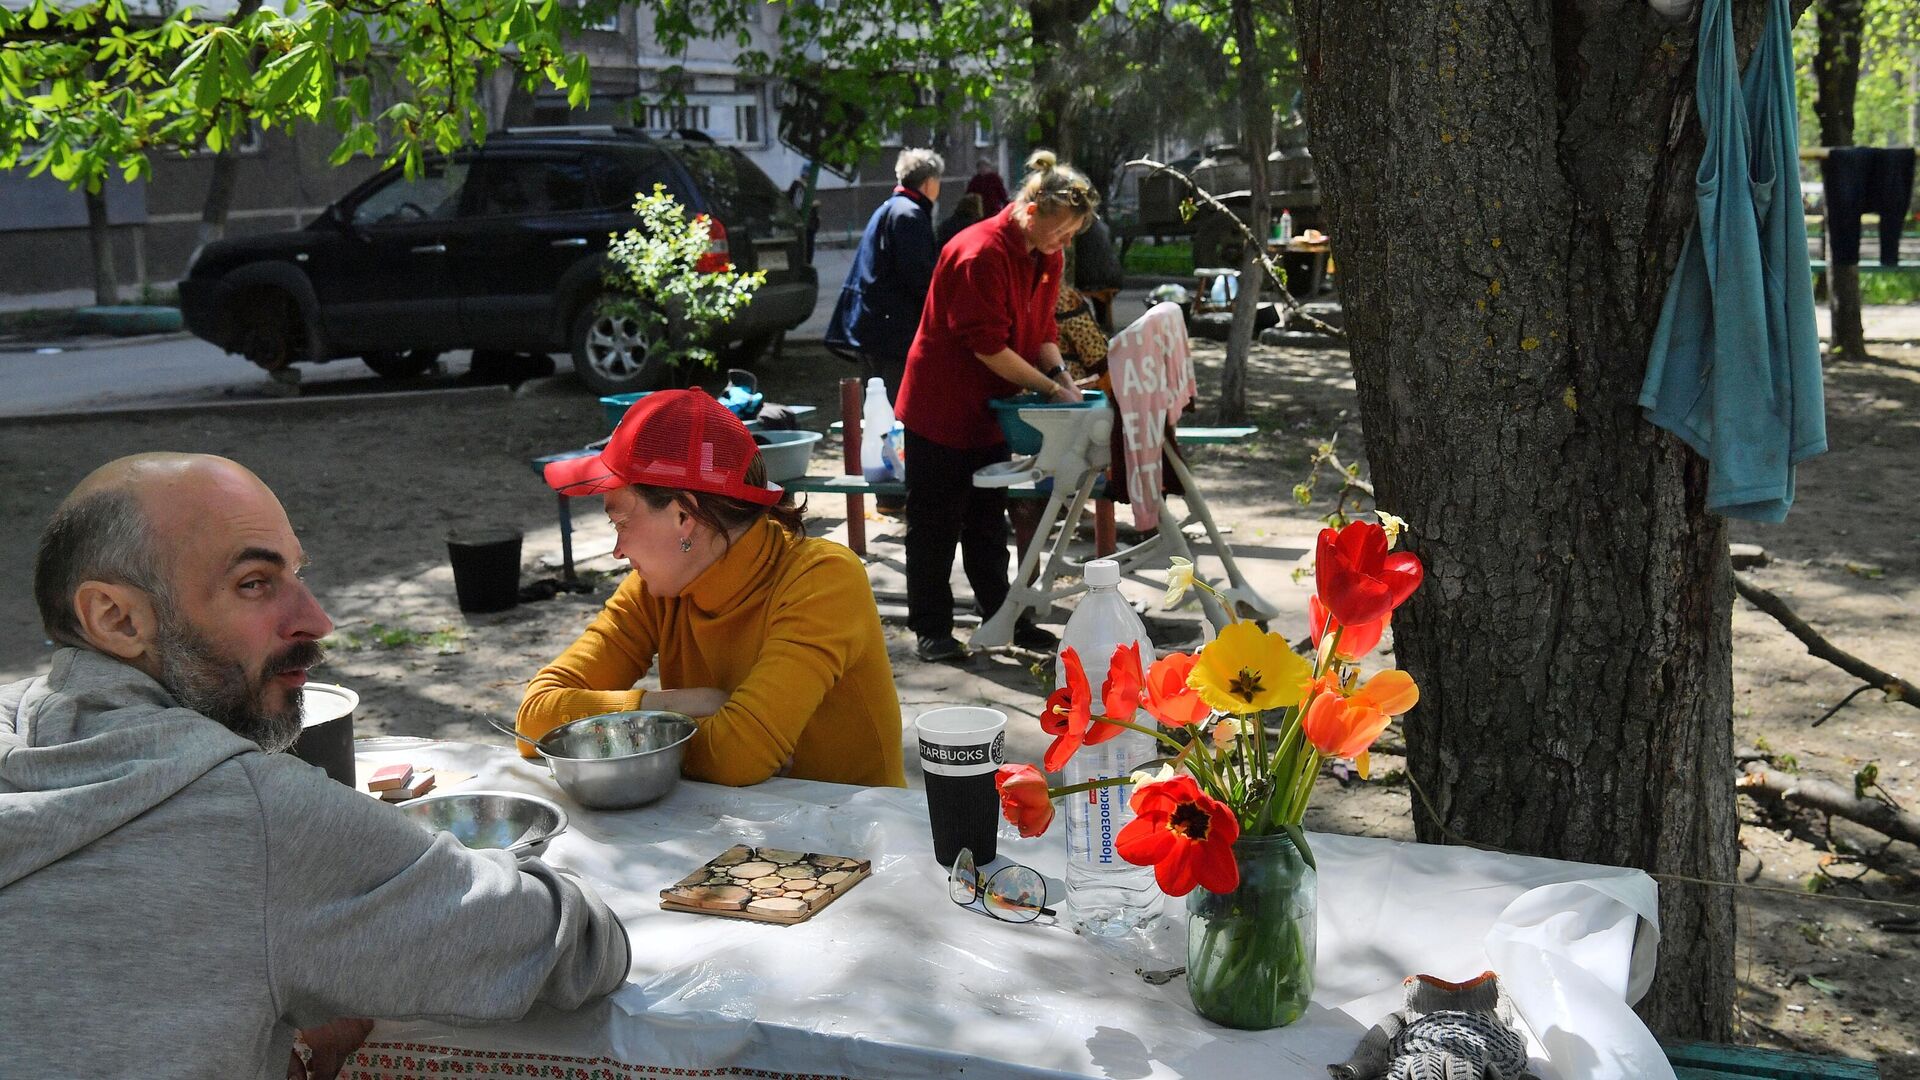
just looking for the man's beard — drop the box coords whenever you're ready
[152,611,325,754]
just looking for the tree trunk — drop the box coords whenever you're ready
[1296,0,1754,1041]
[1217,0,1272,425]
[1814,0,1866,356]
[85,185,119,306]
[1029,0,1096,160]
[1812,0,1862,147]
[1829,264,1867,355]
[198,150,242,249]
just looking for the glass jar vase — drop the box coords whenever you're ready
[1184,830,1317,1029]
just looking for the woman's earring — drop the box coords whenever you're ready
[680,537,692,553]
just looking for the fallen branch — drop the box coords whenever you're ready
[1731,574,1917,724]
[1738,762,1920,848]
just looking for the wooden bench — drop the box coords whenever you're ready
[1662,1041,1880,1079]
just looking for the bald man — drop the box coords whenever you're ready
[0,454,630,1079]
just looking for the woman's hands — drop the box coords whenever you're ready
[644,687,730,717]
[1045,379,1084,403]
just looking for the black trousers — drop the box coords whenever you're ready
[904,429,1010,640]
[1824,147,1916,267]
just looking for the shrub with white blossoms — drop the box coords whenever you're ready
[602,185,766,371]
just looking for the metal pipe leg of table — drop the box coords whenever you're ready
[557,493,576,582]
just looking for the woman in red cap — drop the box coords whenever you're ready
[517,390,904,788]
[894,150,1096,663]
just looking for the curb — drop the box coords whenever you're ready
[0,331,197,355]
[0,382,513,427]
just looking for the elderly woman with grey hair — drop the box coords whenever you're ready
[825,147,946,402]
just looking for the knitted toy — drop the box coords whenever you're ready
[1329,971,1538,1080]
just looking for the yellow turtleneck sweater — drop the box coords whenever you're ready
[516,519,905,788]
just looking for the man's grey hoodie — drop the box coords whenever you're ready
[0,648,631,1078]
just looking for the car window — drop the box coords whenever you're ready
[668,145,790,223]
[351,161,470,227]
[591,147,685,209]
[468,157,594,218]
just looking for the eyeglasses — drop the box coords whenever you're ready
[948,847,1056,924]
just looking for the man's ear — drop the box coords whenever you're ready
[72,581,159,663]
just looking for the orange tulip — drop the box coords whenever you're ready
[1115,775,1240,896]
[1307,594,1389,662]
[1301,670,1419,759]
[1142,652,1210,728]
[994,764,1055,837]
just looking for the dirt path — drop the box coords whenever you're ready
[1,339,1915,1074]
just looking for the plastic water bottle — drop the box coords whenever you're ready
[860,377,900,482]
[1278,208,1294,246]
[1059,559,1165,937]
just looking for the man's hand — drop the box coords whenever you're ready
[645,687,730,717]
[1048,379,1085,403]
[289,1018,374,1080]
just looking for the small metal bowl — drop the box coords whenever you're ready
[396,790,569,858]
[534,710,697,811]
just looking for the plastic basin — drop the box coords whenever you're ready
[753,429,823,483]
[990,390,1107,454]
[600,392,653,430]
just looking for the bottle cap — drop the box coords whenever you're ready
[1084,559,1119,587]
[867,377,884,390]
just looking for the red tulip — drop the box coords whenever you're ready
[1115,775,1241,896]
[1142,652,1210,728]
[1040,646,1114,772]
[995,764,1055,837]
[1308,594,1389,661]
[1102,641,1147,723]
[1315,521,1423,628]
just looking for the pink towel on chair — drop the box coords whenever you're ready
[1105,301,1195,530]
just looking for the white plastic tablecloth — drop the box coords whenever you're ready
[341,739,1675,1080]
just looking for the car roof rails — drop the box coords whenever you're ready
[493,125,652,140]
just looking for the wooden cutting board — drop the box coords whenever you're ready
[659,844,871,925]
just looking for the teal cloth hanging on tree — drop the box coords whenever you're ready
[1640,0,1826,523]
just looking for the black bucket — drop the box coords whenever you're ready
[293,682,359,787]
[446,529,523,613]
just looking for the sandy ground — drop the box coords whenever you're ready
[1,336,1916,1075]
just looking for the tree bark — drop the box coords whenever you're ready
[1295,0,1758,1041]
[1029,0,1097,160]
[1216,0,1271,426]
[85,184,119,306]
[198,150,243,249]
[1814,0,1865,355]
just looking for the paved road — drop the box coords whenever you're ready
[0,243,1186,419]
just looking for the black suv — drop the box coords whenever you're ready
[179,128,817,393]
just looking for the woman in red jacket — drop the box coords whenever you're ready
[894,150,1098,663]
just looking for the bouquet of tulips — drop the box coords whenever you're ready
[992,514,1426,896]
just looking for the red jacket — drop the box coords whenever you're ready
[897,207,1063,450]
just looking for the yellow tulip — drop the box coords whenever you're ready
[1188,621,1312,715]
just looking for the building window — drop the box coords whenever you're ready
[734,103,760,146]
[577,0,619,31]
[975,118,993,148]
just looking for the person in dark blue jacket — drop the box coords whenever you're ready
[826,148,944,400]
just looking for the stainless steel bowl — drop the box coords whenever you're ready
[534,710,696,810]
[396,790,569,858]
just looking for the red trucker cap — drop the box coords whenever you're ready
[543,389,783,505]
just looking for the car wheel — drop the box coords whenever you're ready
[361,350,440,379]
[721,332,779,370]
[234,289,306,372]
[570,298,675,395]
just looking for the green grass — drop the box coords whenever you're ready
[324,622,466,654]
[1860,273,1920,304]
[1124,241,1193,276]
